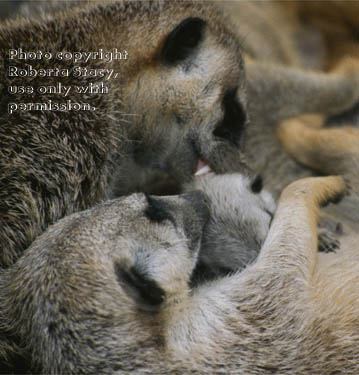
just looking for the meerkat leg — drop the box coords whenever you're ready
[246,58,359,123]
[277,115,359,176]
[255,176,345,282]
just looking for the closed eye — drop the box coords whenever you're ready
[264,208,274,226]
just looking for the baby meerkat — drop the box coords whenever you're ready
[188,173,275,283]
[188,172,340,285]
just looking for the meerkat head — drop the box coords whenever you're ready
[189,173,276,284]
[0,190,209,372]
[106,191,210,310]
[120,2,249,194]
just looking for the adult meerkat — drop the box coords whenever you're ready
[1,171,358,374]
[1,0,359,269]
[0,0,251,268]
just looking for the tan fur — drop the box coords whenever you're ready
[224,0,359,70]
[1,0,358,270]
[1,1,359,372]
[223,0,359,70]
[0,0,250,268]
[2,172,359,374]
[276,110,359,340]
[277,115,359,175]
[221,2,359,240]
[257,176,345,276]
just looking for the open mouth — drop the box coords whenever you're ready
[194,159,213,177]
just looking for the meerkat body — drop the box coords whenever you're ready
[2,105,359,373]
[1,172,359,374]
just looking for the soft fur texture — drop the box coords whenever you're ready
[0,0,249,268]
[1,172,359,374]
[222,1,359,240]
[188,173,275,283]
[1,0,359,269]
[0,1,359,372]
[1,123,359,373]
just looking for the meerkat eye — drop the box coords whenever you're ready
[114,263,165,311]
[161,17,206,64]
[144,194,175,224]
[213,88,247,146]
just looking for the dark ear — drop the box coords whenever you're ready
[114,263,165,311]
[145,194,174,224]
[162,17,206,64]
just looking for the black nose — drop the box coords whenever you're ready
[250,174,263,194]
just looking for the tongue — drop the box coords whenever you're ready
[195,159,212,177]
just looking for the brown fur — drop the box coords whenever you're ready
[2,170,359,374]
[223,1,359,239]
[0,2,359,372]
[277,115,359,176]
[0,0,249,268]
[1,0,358,269]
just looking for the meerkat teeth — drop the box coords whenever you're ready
[195,165,212,176]
[195,159,212,176]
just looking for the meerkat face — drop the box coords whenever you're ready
[190,173,276,283]
[7,190,209,318]
[106,191,210,310]
[124,14,249,194]
[1,190,208,372]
